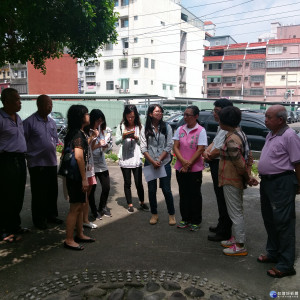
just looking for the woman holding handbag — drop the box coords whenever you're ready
[115,105,149,213]
[63,105,95,251]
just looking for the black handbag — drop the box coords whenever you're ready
[58,146,81,181]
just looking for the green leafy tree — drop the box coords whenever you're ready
[0,0,118,73]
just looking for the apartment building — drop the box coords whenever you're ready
[203,38,300,103]
[203,42,267,101]
[78,0,206,98]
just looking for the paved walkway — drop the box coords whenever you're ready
[0,164,299,300]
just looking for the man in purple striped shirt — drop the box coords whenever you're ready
[23,95,62,230]
[258,104,300,278]
[0,88,27,241]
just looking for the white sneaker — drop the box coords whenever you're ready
[223,244,248,256]
[83,222,98,229]
[221,236,236,248]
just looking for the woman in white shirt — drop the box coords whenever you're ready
[88,109,112,219]
[115,105,149,213]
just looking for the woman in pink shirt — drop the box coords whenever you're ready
[173,106,207,232]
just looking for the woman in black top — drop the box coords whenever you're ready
[64,105,95,250]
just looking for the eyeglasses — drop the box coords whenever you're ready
[183,113,194,117]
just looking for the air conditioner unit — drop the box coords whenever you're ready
[125,89,130,93]
[283,47,287,51]
[133,63,139,68]
[123,49,128,55]
[96,82,100,86]
[115,84,120,89]
[238,63,243,67]
[119,89,124,93]
[281,75,286,80]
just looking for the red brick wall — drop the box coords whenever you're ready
[27,54,78,94]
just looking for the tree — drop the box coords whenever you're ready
[0,0,118,73]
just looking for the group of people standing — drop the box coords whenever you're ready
[1,87,299,279]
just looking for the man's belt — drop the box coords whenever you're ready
[259,170,295,180]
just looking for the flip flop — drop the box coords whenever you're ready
[63,242,84,251]
[1,234,22,243]
[257,254,278,263]
[267,267,296,278]
[74,236,96,243]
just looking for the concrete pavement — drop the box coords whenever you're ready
[0,164,299,300]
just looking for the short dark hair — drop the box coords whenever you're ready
[1,88,18,104]
[213,98,233,109]
[218,106,241,127]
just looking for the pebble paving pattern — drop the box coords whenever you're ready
[11,269,264,300]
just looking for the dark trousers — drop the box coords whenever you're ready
[176,170,203,224]
[121,166,144,205]
[29,166,58,226]
[209,159,232,236]
[89,170,110,216]
[0,153,26,234]
[260,173,297,272]
[147,162,175,215]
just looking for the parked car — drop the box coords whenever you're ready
[165,113,184,132]
[50,112,67,131]
[295,111,300,122]
[175,110,269,152]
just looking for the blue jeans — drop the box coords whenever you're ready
[146,161,175,215]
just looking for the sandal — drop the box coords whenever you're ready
[63,242,84,251]
[267,267,296,278]
[74,236,95,243]
[1,234,22,243]
[257,254,277,263]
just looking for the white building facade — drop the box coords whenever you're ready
[78,0,206,98]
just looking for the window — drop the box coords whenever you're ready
[120,59,128,68]
[151,39,153,44]
[114,0,119,6]
[246,48,266,55]
[151,59,155,69]
[86,72,96,76]
[225,49,245,56]
[266,60,300,68]
[144,58,149,68]
[266,88,276,96]
[105,60,113,70]
[151,80,153,85]
[181,13,188,22]
[105,43,113,50]
[134,37,138,43]
[162,84,167,90]
[208,63,222,70]
[251,61,265,69]
[121,0,129,5]
[207,90,220,96]
[132,58,140,68]
[215,41,221,46]
[222,90,241,96]
[20,71,26,78]
[106,81,114,90]
[122,38,129,48]
[250,75,264,82]
[134,15,138,20]
[161,21,165,26]
[120,78,129,89]
[268,46,283,54]
[207,77,221,83]
[170,85,173,90]
[121,17,129,28]
[222,77,236,83]
[223,63,237,70]
[244,89,264,96]
[134,80,138,85]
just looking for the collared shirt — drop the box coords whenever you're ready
[0,108,27,153]
[258,125,300,175]
[211,127,227,153]
[173,123,208,146]
[140,123,173,165]
[23,112,58,167]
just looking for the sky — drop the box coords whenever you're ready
[180,0,300,43]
